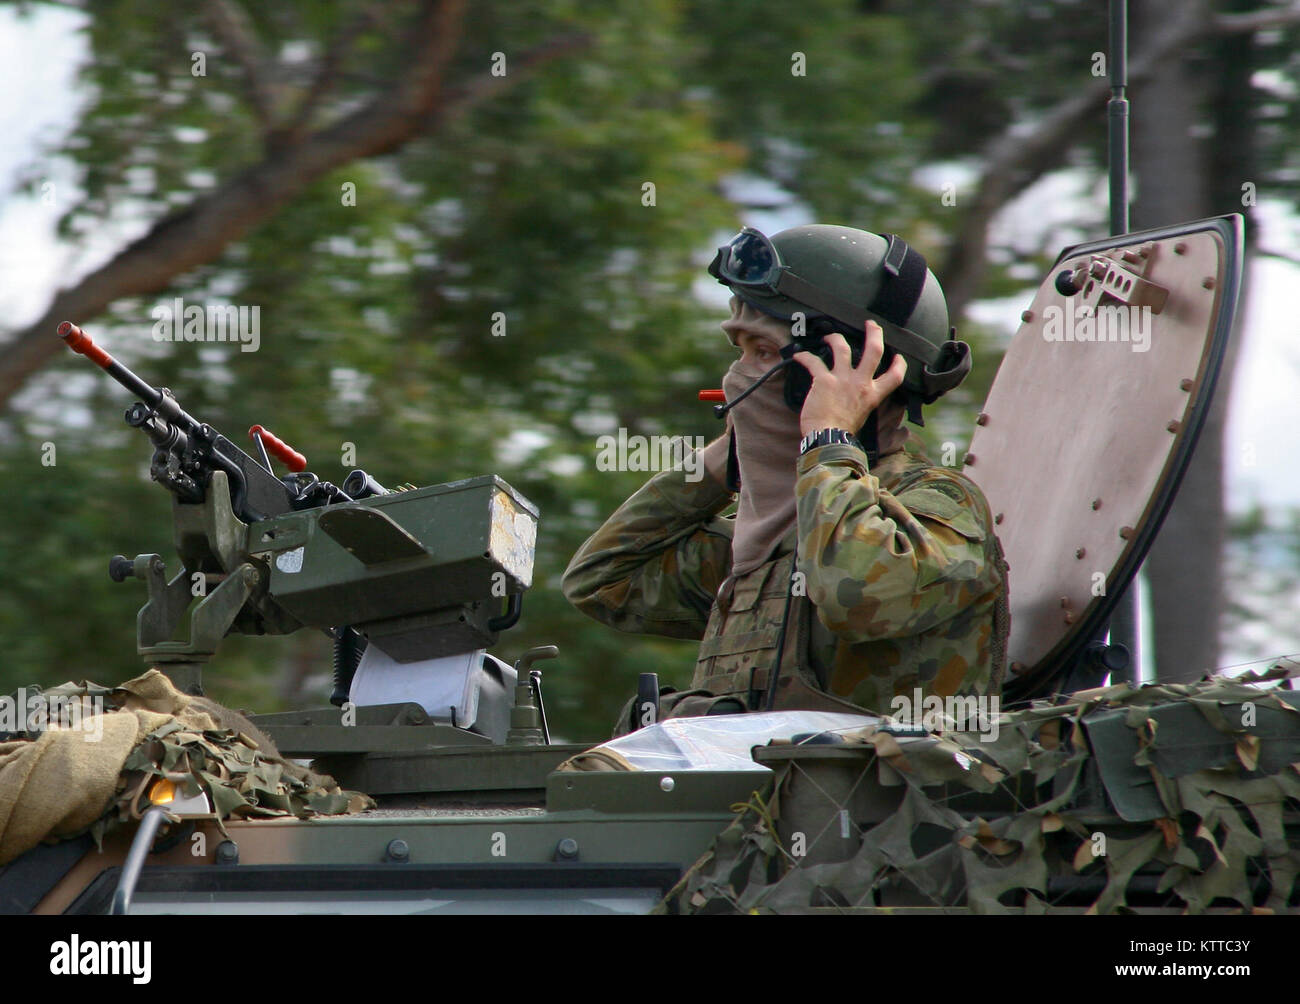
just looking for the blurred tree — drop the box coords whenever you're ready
[3,0,1299,742]
[0,0,930,738]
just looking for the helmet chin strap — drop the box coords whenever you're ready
[859,411,879,467]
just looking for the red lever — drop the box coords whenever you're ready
[698,389,726,402]
[249,425,307,472]
[58,321,113,369]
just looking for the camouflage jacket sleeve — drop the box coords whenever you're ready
[795,442,1001,643]
[561,461,734,640]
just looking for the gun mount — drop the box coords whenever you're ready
[61,322,549,767]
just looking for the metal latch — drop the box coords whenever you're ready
[1055,242,1169,315]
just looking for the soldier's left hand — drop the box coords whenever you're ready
[792,321,907,437]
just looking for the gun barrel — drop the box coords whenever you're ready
[59,322,165,410]
[59,321,208,437]
[59,320,297,522]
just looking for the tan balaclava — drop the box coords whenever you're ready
[718,296,909,576]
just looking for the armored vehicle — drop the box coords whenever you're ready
[5,210,1297,917]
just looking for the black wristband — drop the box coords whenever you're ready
[799,428,862,456]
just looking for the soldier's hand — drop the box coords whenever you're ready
[792,322,907,437]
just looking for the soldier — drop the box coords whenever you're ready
[563,224,1009,727]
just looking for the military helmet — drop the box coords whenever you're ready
[708,224,971,406]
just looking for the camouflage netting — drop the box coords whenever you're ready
[657,666,1300,914]
[0,669,372,865]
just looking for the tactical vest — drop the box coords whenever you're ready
[681,496,1011,718]
[686,549,869,715]
[678,546,1010,719]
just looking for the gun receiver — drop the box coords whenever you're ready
[59,321,365,521]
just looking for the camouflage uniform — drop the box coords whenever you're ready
[563,437,1009,719]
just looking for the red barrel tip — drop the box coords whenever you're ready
[698,389,726,402]
[58,321,112,366]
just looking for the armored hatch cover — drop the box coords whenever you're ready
[964,215,1244,700]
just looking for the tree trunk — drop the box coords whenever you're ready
[1130,0,1254,681]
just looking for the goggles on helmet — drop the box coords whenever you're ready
[709,225,916,340]
[708,227,806,299]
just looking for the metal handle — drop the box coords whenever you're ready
[487,594,523,632]
[249,425,307,473]
[634,672,660,731]
[109,806,168,915]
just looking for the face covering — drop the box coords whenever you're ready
[721,299,802,576]
[719,298,913,576]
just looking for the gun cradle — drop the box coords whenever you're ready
[247,474,538,662]
[125,469,537,694]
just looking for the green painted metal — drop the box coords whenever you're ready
[251,475,536,631]
[316,743,591,796]
[546,768,766,816]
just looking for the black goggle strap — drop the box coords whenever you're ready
[874,234,928,328]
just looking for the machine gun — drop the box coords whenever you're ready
[60,321,377,521]
[60,321,551,759]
